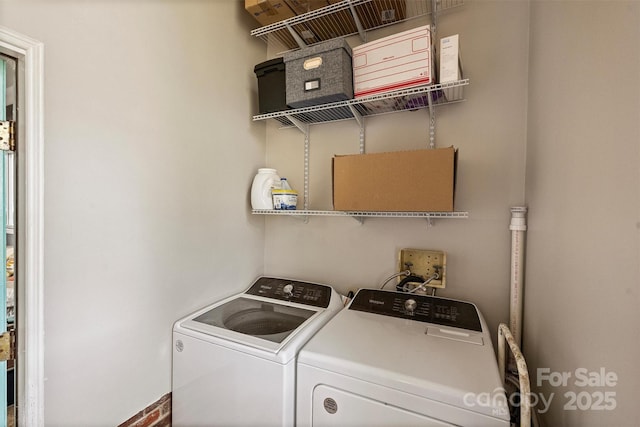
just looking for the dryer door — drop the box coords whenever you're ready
[312,385,454,426]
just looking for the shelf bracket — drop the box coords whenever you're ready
[425,215,435,227]
[347,0,367,42]
[348,104,363,128]
[285,23,307,49]
[352,215,365,225]
[285,114,310,136]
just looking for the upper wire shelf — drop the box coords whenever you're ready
[252,80,469,127]
[251,0,465,51]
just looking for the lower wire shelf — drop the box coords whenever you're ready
[252,209,468,219]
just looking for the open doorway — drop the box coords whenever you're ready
[1,51,17,427]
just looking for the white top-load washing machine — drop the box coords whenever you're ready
[297,288,510,426]
[172,276,343,426]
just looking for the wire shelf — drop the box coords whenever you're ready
[251,0,465,51]
[253,79,469,127]
[252,210,468,219]
[250,0,468,225]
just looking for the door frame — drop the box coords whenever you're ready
[0,26,45,426]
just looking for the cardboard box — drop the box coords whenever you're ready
[283,38,353,108]
[353,25,433,98]
[332,147,457,212]
[245,0,296,26]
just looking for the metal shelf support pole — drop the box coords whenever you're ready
[303,133,310,212]
[428,0,438,150]
[427,93,436,149]
[347,105,366,154]
[431,0,439,37]
[284,114,311,222]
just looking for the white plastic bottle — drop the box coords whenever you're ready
[280,178,292,190]
[251,168,281,210]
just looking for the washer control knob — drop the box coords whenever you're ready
[283,284,294,297]
[405,299,417,314]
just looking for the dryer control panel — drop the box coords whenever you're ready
[349,289,482,332]
[246,277,333,308]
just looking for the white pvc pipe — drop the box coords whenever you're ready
[509,206,528,348]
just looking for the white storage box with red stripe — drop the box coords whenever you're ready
[352,25,433,98]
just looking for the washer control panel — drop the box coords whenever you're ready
[246,276,333,308]
[349,288,482,332]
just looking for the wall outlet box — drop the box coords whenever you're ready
[398,248,447,289]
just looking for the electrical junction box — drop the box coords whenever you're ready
[398,248,447,289]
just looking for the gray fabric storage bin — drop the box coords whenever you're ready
[283,39,353,109]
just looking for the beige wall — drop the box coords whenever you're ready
[264,0,530,354]
[1,1,267,425]
[264,1,640,425]
[525,1,640,425]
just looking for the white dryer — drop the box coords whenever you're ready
[172,276,343,426]
[296,288,510,426]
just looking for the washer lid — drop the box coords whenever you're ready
[174,276,344,361]
[191,297,315,344]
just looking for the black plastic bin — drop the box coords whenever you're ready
[254,57,288,114]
